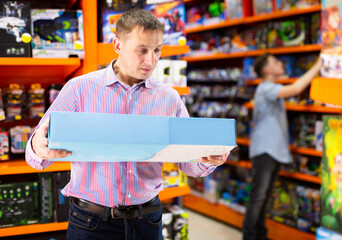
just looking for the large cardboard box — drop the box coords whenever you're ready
[48,112,236,162]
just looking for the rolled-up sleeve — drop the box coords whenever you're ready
[174,96,218,177]
[25,79,80,170]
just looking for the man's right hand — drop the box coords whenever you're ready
[32,117,72,159]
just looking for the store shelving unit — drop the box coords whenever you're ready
[311,77,342,107]
[186,5,321,33]
[0,185,190,237]
[0,0,192,237]
[183,194,316,240]
[183,4,325,237]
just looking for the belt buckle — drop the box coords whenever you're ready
[110,208,116,219]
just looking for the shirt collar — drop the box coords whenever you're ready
[105,60,152,89]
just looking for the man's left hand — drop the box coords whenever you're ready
[199,153,229,166]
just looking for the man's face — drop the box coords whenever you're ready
[117,27,163,80]
[263,55,285,78]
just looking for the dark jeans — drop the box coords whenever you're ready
[66,197,162,240]
[242,154,281,240]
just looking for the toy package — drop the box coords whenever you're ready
[0,89,6,121]
[321,0,342,78]
[165,205,188,240]
[0,130,9,160]
[31,9,84,58]
[321,115,342,234]
[5,83,25,121]
[162,163,187,188]
[0,0,32,57]
[186,7,202,29]
[296,185,321,233]
[202,0,226,26]
[253,0,273,16]
[317,227,342,240]
[97,0,132,43]
[275,0,320,12]
[47,83,62,107]
[270,180,298,228]
[145,0,186,45]
[10,125,31,153]
[28,83,45,119]
[162,207,173,240]
[225,0,243,20]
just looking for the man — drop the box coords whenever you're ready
[26,8,229,240]
[242,53,322,240]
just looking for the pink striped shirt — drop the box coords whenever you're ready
[25,61,217,207]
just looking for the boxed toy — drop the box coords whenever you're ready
[225,0,243,20]
[0,130,9,160]
[253,0,273,16]
[162,207,173,240]
[145,0,186,45]
[97,0,131,43]
[0,181,40,228]
[48,112,236,162]
[170,60,187,87]
[162,163,187,188]
[39,173,54,223]
[10,125,31,153]
[201,0,226,26]
[186,7,202,29]
[270,180,298,228]
[166,205,188,240]
[28,83,45,119]
[321,115,342,234]
[317,227,342,240]
[31,9,84,58]
[321,0,342,78]
[4,83,25,121]
[0,0,32,57]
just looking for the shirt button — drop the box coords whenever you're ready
[128,194,131,198]
[129,169,132,174]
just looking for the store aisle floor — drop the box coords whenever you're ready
[187,209,242,240]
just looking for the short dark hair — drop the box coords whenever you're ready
[254,53,272,78]
[116,8,164,40]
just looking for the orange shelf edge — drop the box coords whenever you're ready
[182,45,321,62]
[97,43,190,66]
[225,160,321,184]
[245,78,297,85]
[310,77,342,107]
[184,194,315,240]
[0,222,69,237]
[185,6,321,34]
[245,102,342,114]
[236,137,250,146]
[173,86,190,95]
[0,160,71,175]
[159,186,190,201]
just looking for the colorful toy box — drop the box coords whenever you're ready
[31,9,84,58]
[0,0,32,57]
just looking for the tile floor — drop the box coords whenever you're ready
[187,209,242,240]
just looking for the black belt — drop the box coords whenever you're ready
[72,196,161,220]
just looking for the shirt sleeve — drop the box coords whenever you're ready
[25,79,80,169]
[262,82,283,101]
[175,95,218,177]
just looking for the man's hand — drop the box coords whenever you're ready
[32,117,72,159]
[199,153,229,166]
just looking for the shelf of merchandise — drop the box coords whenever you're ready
[173,86,191,95]
[97,43,190,66]
[245,5,322,24]
[186,5,321,33]
[311,77,342,107]
[225,160,322,184]
[182,44,321,62]
[245,102,342,114]
[236,137,322,157]
[183,194,315,240]
[0,58,81,83]
[245,78,297,85]
[0,185,190,237]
